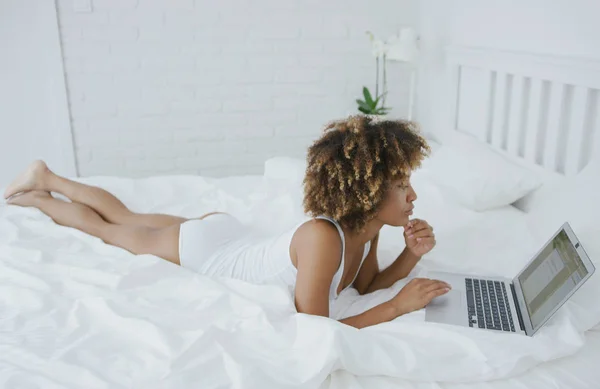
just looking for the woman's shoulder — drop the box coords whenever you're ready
[295,217,340,240]
[289,217,343,268]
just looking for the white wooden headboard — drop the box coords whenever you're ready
[444,46,600,178]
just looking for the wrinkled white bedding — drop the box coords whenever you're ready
[0,171,598,389]
[320,325,600,389]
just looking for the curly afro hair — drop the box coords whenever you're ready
[302,114,430,233]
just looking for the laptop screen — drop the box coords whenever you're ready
[517,229,589,330]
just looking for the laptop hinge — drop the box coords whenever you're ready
[510,283,526,332]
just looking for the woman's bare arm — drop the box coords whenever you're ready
[293,223,401,329]
[338,301,399,329]
[293,221,341,317]
[365,248,421,293]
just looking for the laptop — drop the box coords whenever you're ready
[425,222,595,336]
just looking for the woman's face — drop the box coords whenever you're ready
[376,174,418,227]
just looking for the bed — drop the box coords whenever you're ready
[1,46,599,388]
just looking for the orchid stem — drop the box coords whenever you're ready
[382,53,387,109]
[375,56,379,100]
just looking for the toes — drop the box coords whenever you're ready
[4,186,23,200]
[6,192,24,205]
[3,186,16,199]
[5,191,45,206]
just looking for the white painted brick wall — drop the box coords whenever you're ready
[56,0,417,178]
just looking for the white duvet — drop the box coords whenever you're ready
[1,170,599,389]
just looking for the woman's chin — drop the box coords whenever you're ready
[389,214,411,227]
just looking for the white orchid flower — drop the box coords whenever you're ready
[372,40,387,57]
[365,30,388,58]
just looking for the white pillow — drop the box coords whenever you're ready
[263,157,307,216]
[425,133,543,211]
[526,159,600,331]
[263,138,441,184]
[527,158,599,244]
[263,156,307,184]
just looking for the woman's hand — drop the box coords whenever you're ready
[388,278,451,316]
[404,219,436,257]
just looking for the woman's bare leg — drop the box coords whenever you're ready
[7,190,181,265]
[3,160,224,228]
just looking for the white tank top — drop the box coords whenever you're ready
[212,215,372,302]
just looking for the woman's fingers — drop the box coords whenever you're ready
[406,225,434,239]
[423,280,451,292]
[415,279,449,290]
[407,233,434,243]
[406,228,431,236]
[425,287,451,302]
[406,219,433,232]
[405,225,430,235]
[416,238,436,247]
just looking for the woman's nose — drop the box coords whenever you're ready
[408,186,417,202]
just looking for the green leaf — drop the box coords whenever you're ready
[374,107,391,115]
[358,106,372,114]
[356,99,372,111]
[362,87,374,106]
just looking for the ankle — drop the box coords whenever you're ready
[42,171,58,192]
[32,191,51,206]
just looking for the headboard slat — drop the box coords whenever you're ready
[564,86,589,175]
[524,78,543,165]
[543,82,565,171]
[491,71,508,149]
[584,91,600,166]
[507,75,525,155]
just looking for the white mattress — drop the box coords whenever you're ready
[1,172,599,389]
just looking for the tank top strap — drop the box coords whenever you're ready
[314,215,345,300]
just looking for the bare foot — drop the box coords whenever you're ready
[6,190,52,207]
[3,160,52,199]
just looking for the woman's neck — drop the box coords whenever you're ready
[343,218,384,246]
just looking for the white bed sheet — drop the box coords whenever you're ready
[320,325,600,389]
[0,172,598,389]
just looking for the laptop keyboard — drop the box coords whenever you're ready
[465,278,515,332]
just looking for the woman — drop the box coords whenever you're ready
[3,115,450,329]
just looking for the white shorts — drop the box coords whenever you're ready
[178,213,249,274]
